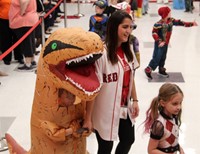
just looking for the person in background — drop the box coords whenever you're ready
[89,0,108,41]
[143,83,185,154]
[144,6,197,79]
[184,0,194,12]
[85,10,140,154]
[142,0,148,15]
[9,0,38,71]
[129,25,140,69]
[0,0,23,65]
[103,0,118,16]
[35,0,44,49]
[129,0,138,17]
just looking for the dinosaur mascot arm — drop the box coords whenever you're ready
[40,120,69,142]
[40,120,91,142]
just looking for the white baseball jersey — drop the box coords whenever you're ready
[92,47,136,141]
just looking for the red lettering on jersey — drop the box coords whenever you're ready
[103,73,118,83]
[103,74,107,82]
[107,74,112,82]
[112,73,118,81]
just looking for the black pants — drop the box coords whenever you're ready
[95,116,135,154]
[185,0,193,11]
[0,18,22,62]
[13,27,35,57]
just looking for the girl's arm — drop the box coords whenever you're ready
[179,146,185,154]
[148,138,169,154]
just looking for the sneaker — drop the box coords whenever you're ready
[17,64,35,72]
[158,68,169,78]
[35,51,40,55]
[45,29,52,35]
[144,66,152,79]
[31,61,37,67]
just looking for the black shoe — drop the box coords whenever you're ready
[158,71,169,77]
[144,67,152,79]
[184,10,189,12]
[45,29,52,35]
[31,61,37,68]
[35,51,40,55]
[17,64,35,72]
[4,61,11,65]
[158,68,169,78]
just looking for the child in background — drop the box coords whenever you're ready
[142,0,148,15]
[111,0,134,17]
[143,83,185,154]
[89,0,108,40]
[129,27,140,69]
[144,6,197,79]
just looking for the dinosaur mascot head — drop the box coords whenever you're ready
[6,27,103,154]
[40,27,103,101]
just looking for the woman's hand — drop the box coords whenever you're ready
[131,101,139,119]
[83,118,93,131]
[83,100,94,131]
[159,41,165,47]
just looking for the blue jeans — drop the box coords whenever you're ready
[148,42,168,71]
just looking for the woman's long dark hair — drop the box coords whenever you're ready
[105,10,133,65]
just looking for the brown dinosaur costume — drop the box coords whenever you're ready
[5,27,103,154]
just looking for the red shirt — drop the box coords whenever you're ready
[117,47,131,106]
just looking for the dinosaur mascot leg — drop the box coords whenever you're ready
[5,27,104,154]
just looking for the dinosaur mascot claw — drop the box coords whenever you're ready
[5,27,103,154]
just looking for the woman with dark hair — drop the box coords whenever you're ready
[84,10,140,154]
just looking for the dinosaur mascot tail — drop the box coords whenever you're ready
[5,133,28,154]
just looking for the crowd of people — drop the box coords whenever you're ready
[86,3,192,153]
[0,0,63,72]
[0,0,198,153]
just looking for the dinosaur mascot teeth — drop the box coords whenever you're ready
[5,27,103,154]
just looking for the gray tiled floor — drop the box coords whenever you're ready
[149,72,185,82]
[0,117,15,138]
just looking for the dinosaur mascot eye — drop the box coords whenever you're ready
[5,27,103,154]
[51,42,57,50]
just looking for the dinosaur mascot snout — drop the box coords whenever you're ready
[5,27,103,154]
